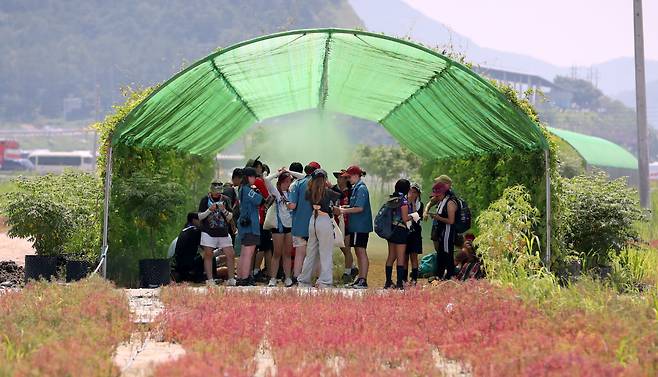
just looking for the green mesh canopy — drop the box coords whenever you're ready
[113,29,547,159]
[548,127,638,170]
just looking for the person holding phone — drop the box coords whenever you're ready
[236,167,264,285]
[198,181,235,286]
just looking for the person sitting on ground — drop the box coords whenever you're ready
[384,179,412,289]
[331,169,358,284]
[198,181,236,286]
[454,236,484,281]
[298,169,341,288]
[172,212,203,282]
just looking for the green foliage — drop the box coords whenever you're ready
[561,171,647,267]
[113,171,186,258]
[354,144,422,188]
[0,0,363,121]
[474,185,556,298]
[94,87,215,286]
[1,171,101,261]
[609,247,655,293]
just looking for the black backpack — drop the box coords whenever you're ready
[374,197,402,240]
[453,196,471,234]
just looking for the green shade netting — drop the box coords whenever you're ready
[113,29,547,159]
[548,127,638,170]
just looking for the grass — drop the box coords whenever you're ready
[0,277,132,376]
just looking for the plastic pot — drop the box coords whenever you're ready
[24,255,59,282]
[139,258,171,288]
[66,260,91,282]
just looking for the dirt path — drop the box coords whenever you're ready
[0,232,34,266]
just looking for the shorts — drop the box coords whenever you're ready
[349,232,370,248]
[200,232,233,250]
[258,227,273,251]
[241,233,261,247]
[270,227,292,234]
[388,225,409,245]
[293,236,308,248]
[406,231,423,254]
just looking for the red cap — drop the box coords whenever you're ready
[308,161,321,169]
[342,165,364,177]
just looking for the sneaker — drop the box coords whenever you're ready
[205,279,216,286]
[383,281,394,289]
[352,278,368,289]
[341,273,353,285]
[284,277,294,287]
[226,278,237,287]
[268,278,277,287]
[395,281,405,290]
[350,267,359,278]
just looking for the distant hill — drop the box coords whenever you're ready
[0,0,363,122]
[614,80,658,129]
[349,0,658,100]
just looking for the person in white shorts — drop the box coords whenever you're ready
[198,181,236,286]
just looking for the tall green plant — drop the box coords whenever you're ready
[2,171,101,261]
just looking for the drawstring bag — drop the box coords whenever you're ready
[332,217,345,248]
[263,203,277,230]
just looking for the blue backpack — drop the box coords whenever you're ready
[374,197,402,240]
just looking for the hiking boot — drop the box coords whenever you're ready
[341,273,353,285]
[352,278,368,289]
[383,281,395,289]
[395,281,405,290]
[268,278,277,287]
[284,277,294,287]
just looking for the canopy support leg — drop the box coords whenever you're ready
[100,145,113,278]
[544,148,551,269]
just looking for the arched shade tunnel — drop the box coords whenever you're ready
[102,29,553,277]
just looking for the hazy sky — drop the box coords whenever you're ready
[403,0,658,67]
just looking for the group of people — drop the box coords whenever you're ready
[171,157,481,289]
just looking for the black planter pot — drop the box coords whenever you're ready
[66,260,91,282]
[24,255,59,282]
[139,258,171,288]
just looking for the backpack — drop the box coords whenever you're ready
[453,196,471,234]
[374,197,402,240]
[419,252,437,278]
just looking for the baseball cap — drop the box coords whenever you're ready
[434,175,453,185]
[342,165,365,177]
[308,161,321,170]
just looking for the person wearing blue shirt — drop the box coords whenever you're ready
[287,161,321,284]
[337,165,372,289]
[236,167,264,286]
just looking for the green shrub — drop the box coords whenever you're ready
[561,171,647,267]
[475,185,556,298]
[1,171,101,261]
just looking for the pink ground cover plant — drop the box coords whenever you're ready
[0,276,132,377]
[155,281,657,376]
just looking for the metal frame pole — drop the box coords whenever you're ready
[633,0,650,208]
[101,144,113,278]
[545,148,552,269]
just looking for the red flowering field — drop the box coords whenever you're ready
[0,277,132,377]
[155,281,658,376]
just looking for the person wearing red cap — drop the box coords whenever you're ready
[428,181,458,280]
[336,165,372,289]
